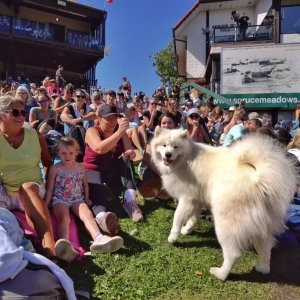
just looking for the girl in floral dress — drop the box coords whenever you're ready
[44,137,123,262]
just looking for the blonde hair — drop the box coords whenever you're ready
[55,137,80,153]
[15,86,32,106]
[287,130,300,150]
[42,76,51,87]
[232,109,242,120]
[199,106,206,115]
[0,95,24,112]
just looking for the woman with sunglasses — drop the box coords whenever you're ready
[84,104,144,224]
[29,90,58,128]
[15,85,38,122]
[0,95,58,261]
[53,85,74,115]
[46,79,58,96]
[142,97,162,135]
[185,108,212,144]
[167,98,183,125]
[60,88,96,135]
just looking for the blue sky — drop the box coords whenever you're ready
[78,0,196,96]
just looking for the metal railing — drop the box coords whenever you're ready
[0,16,103,53]
[211,24,274,44]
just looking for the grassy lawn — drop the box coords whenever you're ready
[63,199,300,300]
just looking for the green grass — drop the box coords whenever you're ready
[63,200,300,300]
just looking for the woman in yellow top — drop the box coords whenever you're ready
[0,95,55,259]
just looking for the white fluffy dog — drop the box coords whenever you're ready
[151,126,298,280]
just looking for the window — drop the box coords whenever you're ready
[281,6,300,34]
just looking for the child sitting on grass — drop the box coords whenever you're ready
[44,137,123,262]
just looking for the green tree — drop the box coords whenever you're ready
[150,41,185,87]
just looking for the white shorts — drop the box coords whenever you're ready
[0,182,46,212]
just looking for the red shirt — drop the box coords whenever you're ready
[83,126,124,173]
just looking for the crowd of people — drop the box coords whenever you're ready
[1,75,300,265]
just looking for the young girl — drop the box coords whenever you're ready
[44,137,123,262]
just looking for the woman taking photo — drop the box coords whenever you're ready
[0,95,57,260]
[142,97,162,135]
[46,79,58,96]
[84,104,144,227]
[29,89,58,128]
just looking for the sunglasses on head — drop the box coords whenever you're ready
[4,109,27,117]
[76,95,85,99]
[38,99,49,104]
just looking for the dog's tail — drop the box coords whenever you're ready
[220,134,299,246]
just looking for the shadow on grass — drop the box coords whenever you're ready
[173,238,220,249]
[227,244,300,286]
[117,230,152,256]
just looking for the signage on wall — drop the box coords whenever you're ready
[219,43,300,108]
[58,0,66,6]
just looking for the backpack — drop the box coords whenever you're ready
[67,126,86,162]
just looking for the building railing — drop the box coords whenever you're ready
[0,15,103,53]
[211,24,274,44]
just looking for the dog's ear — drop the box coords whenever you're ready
[180,129,190,139]
[154,126,162,138]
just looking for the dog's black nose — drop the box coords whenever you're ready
[165,152,172,159]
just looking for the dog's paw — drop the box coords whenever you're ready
[255,262,270,274]
[168,233,178,244]
[181,226,193,235]
[210,267,228,281]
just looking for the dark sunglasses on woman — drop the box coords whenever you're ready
[4,109,27,117]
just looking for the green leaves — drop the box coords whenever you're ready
[150,42,185,87]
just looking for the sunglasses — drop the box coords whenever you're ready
[76,95,85,99]
[103,116,119,122]
[189,114,200,120]
[169,102,177,106]
[38,99,49,104]
[4,109,27,117]
[150,103,157,106]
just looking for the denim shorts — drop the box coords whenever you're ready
[51,198,85,208]
[0,182,46,212]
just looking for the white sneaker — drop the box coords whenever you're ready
[55,239,79,262]
[90,235,124,253]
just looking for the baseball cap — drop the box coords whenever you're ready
[187,108,200,117]
[98,104,121,118]
[30,83,36,87]
[122,76,127,79]
[228,106,236,112]
[248,112,259,120]
[282,120,293,127]
[185,101,193,106]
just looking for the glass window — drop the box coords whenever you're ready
[281,6,300,34]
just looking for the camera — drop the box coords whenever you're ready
[231,10,240,23]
